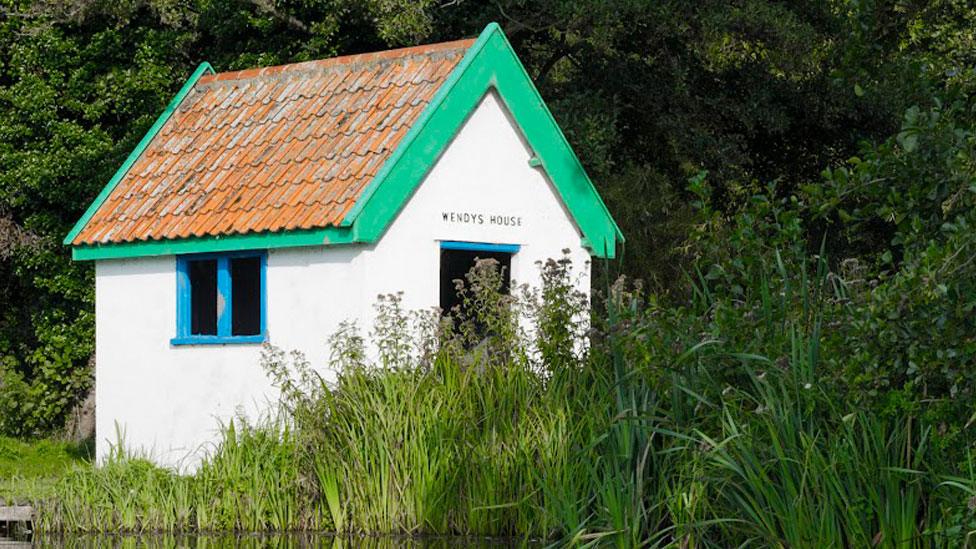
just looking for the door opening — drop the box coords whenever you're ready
[439,242,518,317]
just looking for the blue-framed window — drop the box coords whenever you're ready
[172,251,267,345]
[439,241,519,315]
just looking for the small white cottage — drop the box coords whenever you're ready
[66,23,622,468]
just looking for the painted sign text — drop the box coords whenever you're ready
[441,211,523,227]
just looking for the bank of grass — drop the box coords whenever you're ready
[0,436,92,504]
[33,533,530,548]
[34,258,976,546]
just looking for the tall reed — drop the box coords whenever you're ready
[36,253,976,546]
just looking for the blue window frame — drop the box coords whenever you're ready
[172,251,267,345]
[440,240,521,254]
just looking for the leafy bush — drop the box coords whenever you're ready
[807,99,976,451]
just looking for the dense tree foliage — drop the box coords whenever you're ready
[1,0,974,438]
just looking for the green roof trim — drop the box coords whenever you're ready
[64,62,215,247]
[72,226,355,261]
[68,23,623,261]
[344,22,623,258]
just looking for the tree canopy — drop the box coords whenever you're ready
[1,0,974,436]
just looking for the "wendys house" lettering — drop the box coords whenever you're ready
[441,211,523,227]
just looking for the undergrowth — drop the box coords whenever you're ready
[0,436,91,504]
[33,250,976,546]
[5,66,974,543]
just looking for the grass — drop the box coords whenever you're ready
[32,533,535,548]
[13,257,976,545]
[0,436,93,504]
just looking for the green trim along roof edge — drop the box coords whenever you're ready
[72,226,355,261]
[64,62,216,248]
[68,23,624,261]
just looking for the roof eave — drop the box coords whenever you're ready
[71,225,356,261]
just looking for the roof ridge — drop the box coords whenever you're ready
[200,37,476,84]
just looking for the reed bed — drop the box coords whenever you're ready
[37,257,976,546]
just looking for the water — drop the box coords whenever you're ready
[18,533,535,548]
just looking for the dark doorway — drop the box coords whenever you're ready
[439,247,512,316]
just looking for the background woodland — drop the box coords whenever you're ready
[1,0,975,444]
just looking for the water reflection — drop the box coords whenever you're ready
[29,533,536,548]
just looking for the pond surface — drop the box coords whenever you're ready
[18,533,536,548]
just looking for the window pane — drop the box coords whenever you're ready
[439,248,512,316]
[189,259,218,335]
[231,257,261,336]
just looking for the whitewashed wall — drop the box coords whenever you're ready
[359,92,591,320]
[94,91,591,469]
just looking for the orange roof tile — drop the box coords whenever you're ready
[72,38,475,246]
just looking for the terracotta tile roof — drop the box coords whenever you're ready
[72,38,475,245]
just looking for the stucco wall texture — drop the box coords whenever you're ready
[94,93,591,469]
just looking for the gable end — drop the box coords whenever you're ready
[344,22,624,258]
